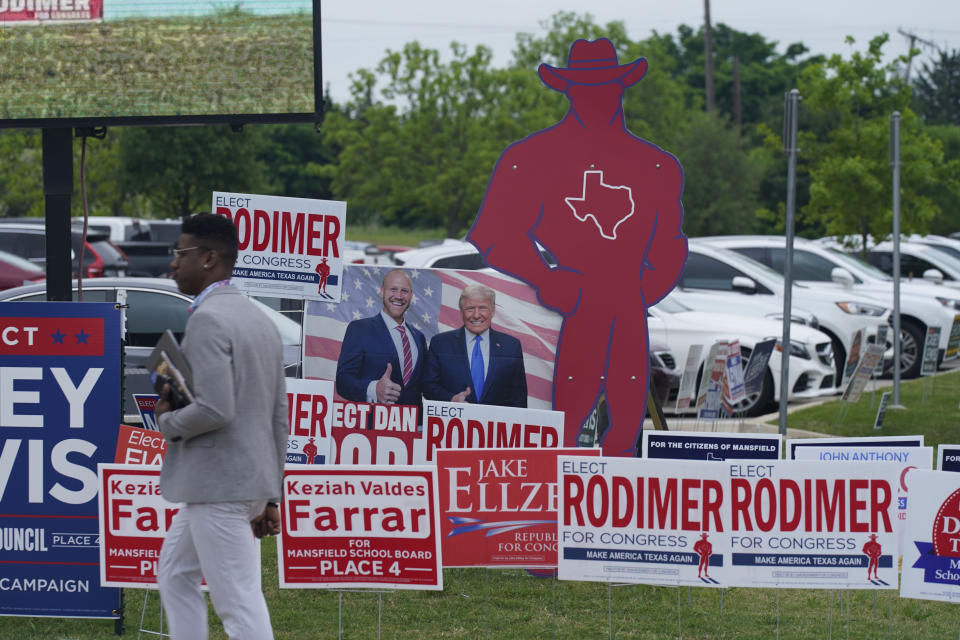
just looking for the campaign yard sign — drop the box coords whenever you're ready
[330,399,421,464]
[114,424,166,466]
[419,400,564,463]
[558,457,901,590]
[785,435,924,460]
[133,394,159,430]
[0,302,121,618]
[213,192,346,302]
[97,464,179,588]
[642,430,781,462]
[285,378,333,465]
[0,0,102,24]
[437,448,598,568]
[938,445,960,472]
[901,469,960,602]
[558,456,729,588]
[278,466,442,590]
[793,445,932,555]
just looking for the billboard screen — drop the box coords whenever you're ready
[0,0,320,127]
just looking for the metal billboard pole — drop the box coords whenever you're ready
[779,89,800,436]
[890,112,903,406]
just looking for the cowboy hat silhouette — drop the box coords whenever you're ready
[539,38,648,91]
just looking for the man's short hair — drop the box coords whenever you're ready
[181,213,239,267]
[459,284,496,309]
[381,268,412,288]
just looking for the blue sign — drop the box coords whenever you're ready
[0,302,121,618]
[643,430,781,461]
[938,445,960,472]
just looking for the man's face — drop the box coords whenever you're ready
[460,296,494,335]
[170,233,207,297]
[380,271,412,322]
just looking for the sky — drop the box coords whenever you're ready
[319,0,958,102]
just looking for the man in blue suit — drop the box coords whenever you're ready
[336,269,427,408]
[424,284,527,408]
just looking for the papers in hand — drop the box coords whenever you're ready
[145,330,194,410]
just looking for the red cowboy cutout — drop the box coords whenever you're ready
[302,437,319,465]
[468,38,687,455]
[693,533,713,579]
[862,534,882,580]
[315,257,331,295]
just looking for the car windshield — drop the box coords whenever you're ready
[0,249,43,273]
[919,242,960,261]
[653,296,691,314]
[827,249,892,281]
[249,298,302,347]
[701,245,808,290]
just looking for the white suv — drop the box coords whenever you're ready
[699,235,960,378]
[679,241,890,386]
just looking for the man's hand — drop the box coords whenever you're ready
[375,363,401,404]
[451,387,471,403]
[154,384,173,417]
[251,504,281,538]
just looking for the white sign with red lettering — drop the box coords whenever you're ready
[558,457,901,590]
[419,400,564,463]
[285,378,333,465]
[97,464,180,588]
[278,466,442,589]
[213,191,346,302]
[900,469,960,602]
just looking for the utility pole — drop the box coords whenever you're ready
[898,28,937,82]
[704,0,715,112]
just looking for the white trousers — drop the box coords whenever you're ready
[158,501,273,640]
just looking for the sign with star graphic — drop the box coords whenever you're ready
[0,302,122,619]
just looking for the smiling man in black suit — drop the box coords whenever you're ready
[424,284,527,408]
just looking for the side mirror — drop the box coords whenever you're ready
[923,268,945,285]
[830,267,855,287]
[731,275,757,294]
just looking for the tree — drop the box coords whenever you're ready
[119,125,275,218]
[669,111,764,236]
[320,41,528,236]
[0,129,43,218]
[795,35,956,246]
[913,49,960,125]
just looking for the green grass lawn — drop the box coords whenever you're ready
[3,372,959,638]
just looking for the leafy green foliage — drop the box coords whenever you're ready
[119,125,275,217]
[913,48,960,126]
[795,36,959,244]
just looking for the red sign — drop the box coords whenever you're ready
[437,448,598,567]
[278,466,442,589]
[0,316,103,356]
[114,424,166,465]
[97,465,179,587]
[0,0,103,24]
[330,427,421,465]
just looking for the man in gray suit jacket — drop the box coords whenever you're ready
[156,213,287,640]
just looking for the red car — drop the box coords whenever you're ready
[0,249,45,290]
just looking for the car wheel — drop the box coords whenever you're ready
[892,319,924,379]
[731,346,775,417]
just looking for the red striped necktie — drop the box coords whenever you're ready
[396,325,413,386]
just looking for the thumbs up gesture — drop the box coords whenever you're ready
[451,387,471,403]
[375,363,401,404]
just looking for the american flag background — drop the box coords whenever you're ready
[303,265,562,410]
